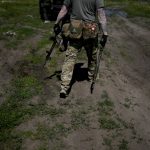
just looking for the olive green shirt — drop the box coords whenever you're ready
[64,0,104,22]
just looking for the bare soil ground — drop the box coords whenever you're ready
[0,3,150,150]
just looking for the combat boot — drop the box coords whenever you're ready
[60,88,68,98]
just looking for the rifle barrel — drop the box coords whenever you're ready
[90,44,103,93]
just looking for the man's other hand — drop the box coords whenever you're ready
[100,34,108,48]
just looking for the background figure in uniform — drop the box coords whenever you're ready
[54,0,108,98]
[39,0,69,51]
[39,0,51,22]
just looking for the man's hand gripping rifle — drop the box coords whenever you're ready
[43,24,62,67]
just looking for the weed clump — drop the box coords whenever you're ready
[0,76,43,142]
[34,123,70,140]
[71,109,89,130]
[98,91,121,129]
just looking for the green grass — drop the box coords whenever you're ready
[37,36,51,50]
[37,139,66,150]
[34,123,70,140]
[24,53,44,65]
[0,104,66,148]
[12,76,42,99]
[103,137,112,149]
[106,0,150,18]
[98,91,139,149]
[0,1,38,21]
[0,0,51,49]
[119,139,129,150]
[99,117,120,129]
[37,105,66,118]
[0,25,36,48]
[124,1,150,18]
[0,72,66,149]
[0,1,39,29]
[0,76,43,144]
[50,140,66,150]
[98,91,114,115]
[71,109,89,130]
[98,91,122,129]
[0,132,23,150]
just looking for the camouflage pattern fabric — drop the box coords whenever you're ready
[62,23,70,38]
[62,20,98,40]
[69,20,83,39]
[61,38,98,91]
[83,22,98,39]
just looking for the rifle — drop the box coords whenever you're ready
[91,38,104,94]
[43,34,62,67]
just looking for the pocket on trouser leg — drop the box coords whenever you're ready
[61,46,78,87]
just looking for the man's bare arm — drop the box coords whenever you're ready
[55,5,68,24]
[97,8,108,35]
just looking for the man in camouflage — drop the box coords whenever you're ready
[54,0,108,98]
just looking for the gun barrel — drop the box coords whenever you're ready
[90,42,104,94]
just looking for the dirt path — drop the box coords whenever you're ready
[0,9,150,150]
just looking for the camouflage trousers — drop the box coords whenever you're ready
[61,38,98,91]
